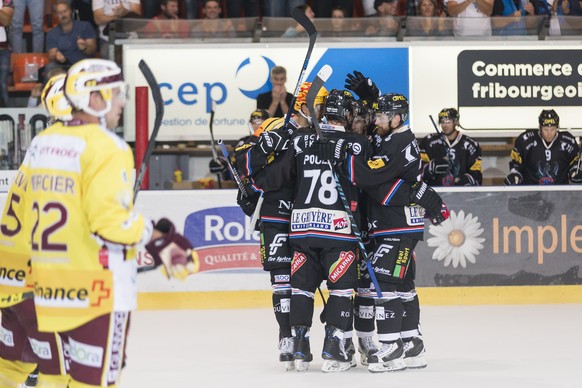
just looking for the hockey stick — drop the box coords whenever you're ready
[218,140,248,197]
[283,6,318,128]
[133,60,165,200]
[208,104,222,189]
[305,65,383,298]
[429,114,455,184]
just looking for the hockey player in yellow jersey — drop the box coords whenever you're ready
[23,59,199,388]
[0,74,72,388]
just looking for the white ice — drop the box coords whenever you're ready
[121,304,582,388]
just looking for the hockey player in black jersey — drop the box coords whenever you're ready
[505,109,581,185]
[420,108,483,186]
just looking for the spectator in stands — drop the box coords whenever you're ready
[93,0,142,58]
[491,0,527,35]
[282,4,315,37]
[226,0,260,17]
[523,0,551,15]
[365,0,400,35]
[143,0,189,38]
[0,0,13,108]
[264,0,306,17]
[143,0,162,18]
[410,0,449,35]
[46,0,97,71]
[256,66,293,118]
[406,0,446,15]
[10,0,44,53]
[505,109,581,185]
[312,0,354,17]
[446,0,493,36]
[553,0,582,14]
[190,0,236,37]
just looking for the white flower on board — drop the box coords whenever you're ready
[427,210,485,269]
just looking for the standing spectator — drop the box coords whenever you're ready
[505,109,581,185]
[46,0,97,71]
[226,0,260,17]
[312,0,354,17]
[264,0,306,17]
[256,66,293,118]
[190,0,235,37]
[446,0,493,36]
[365,0,400,35]
[10,0,44,53]
[0,0,13,108]
[92,0,142,58]
[410,0,449,36]
[420,108,482,186]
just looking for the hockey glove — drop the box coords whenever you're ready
[410,181,449,225]
[145,219,200,281]
[504,171,523,186]
[257,130,288,155]
[427,157,450,176]
[455,173,477,186]
[312,138,348,162]
[209,157,229,174]
[237,183,260,217]
[344,70,380,102]
[569,165,582,184]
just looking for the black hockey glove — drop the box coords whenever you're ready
[257,129,288,155]
[455,173,477,186]
[427,157,450,176]
[410,181,449,225]
[569,165,582,184]
[145,219,200,280]
[344,70,380,102]
[237,184,260,217]
[312,138,348,162]
[209,157,229,174]
[504,171,523,186]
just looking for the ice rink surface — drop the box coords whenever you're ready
[121,304,582,388]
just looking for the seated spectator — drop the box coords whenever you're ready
[142,0,189,38]
[446,0,493,36]
[282,4,315,37]
[92,0,142,58]
[0,0,13,108]
[10,0,44,53]
[409,0,449,35]
[256,66,293,118]
[492,0,527,35]
[46,0,97,71]
[191,0,236,38]
[365,0,400,35]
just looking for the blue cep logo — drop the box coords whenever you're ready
[159,81,227,113]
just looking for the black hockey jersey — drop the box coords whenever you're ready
[419,132,482,186]
[509,129,579,185]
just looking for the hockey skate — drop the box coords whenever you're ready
[367,339,406,373]
[403,337,427,369]
[279,337,295,371]
[292,326,313,372]
[344,337,357,368]
[23,367,38,387]
[357,335,378,366]
[321,326,353,373]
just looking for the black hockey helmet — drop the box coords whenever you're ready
[323,89,355,124]
[249,109,269,122]
[374,93,409,122]
[538,109,559,127]
[438,108,459,124]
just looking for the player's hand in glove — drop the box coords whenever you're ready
[410,181,450,225]
[237,183,260,217]
[569,166,582,184]
[504,171,523,185]
[344,70,380,102]
[312,138,348,162]
[257,129,289,155]
[424,157,450,177]
[455,173,477,186]
[209,157,229,174]
[145,219,200,280]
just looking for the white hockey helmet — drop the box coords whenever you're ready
[41,74,73,122]
[65,59,125,117]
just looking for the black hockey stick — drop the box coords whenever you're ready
[306,65,383,298]
[283,6,318,128]
[208,105,222,189]
[133,60,164,200]
[218,140,248,197]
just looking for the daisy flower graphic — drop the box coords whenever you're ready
[427,210,485,269]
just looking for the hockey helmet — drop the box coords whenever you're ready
[374,93,409,123]
[249,109,269,123]
[323,89,355,124]
[294,82,329,113]
[252,117,285,137]
[538,109,559,127]
[438,108,459,124]
[65,59,126,117]
[41,74,73,122]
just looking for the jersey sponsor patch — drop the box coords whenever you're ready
[358,305,374,319]
[29,338,53,360]
[329,251,355,283]
[0,326,14,347]
[274,274,290,283]
[291,252,307,275]
[291,208,352,234]
[404,205,425,226]
[68,337,103,368]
